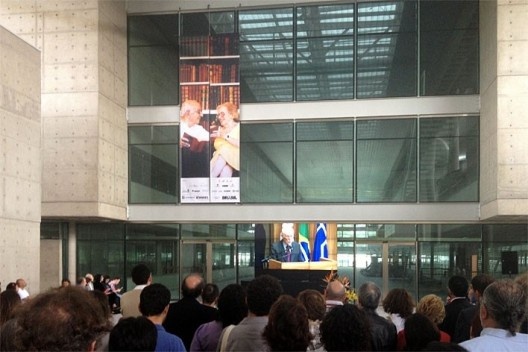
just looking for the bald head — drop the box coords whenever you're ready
[181,274,205,298]
[325,280,346,302]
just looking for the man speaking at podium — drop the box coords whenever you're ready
[270,223,305,262]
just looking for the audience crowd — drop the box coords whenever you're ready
[0,269,526,352]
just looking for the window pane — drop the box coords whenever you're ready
[296,121,354,202]
[239,8,293,41]
[181,224,236,240]
[296,4,354,101]
[357,119,417,202]
[239,8,294,103]
[417,224,481,241]
[357,1,417,98]
[125,224,179,294]
[296,37,354,101]
[129,126,178,204]
[483,224,528,278]
[418,241,481,298]
[420,0,479,95]
[356,224,415,241]
[419,116,479,202]
[240,123,293,203]
[128,15,179,106]
[181,11,235,36]
[240,41,294,102]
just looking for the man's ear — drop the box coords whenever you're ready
[479,303,488,321]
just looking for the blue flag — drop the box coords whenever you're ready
[312,223,328,261]
[298,223,310,262]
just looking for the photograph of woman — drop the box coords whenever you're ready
[210,102,240,178]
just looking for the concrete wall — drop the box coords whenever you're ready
[0,25,41,293]
[0,0,128,221]
[480,0,528,221]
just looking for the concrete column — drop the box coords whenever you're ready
[479,0,528,221]
[68,221,77,282]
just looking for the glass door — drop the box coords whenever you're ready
[355,242,416,299]
[180,240,237,295]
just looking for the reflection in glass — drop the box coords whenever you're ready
[241,123,294,203]
[128,15,179,106]
[355,243,383,289]
[356,119,417,202]
[238,241,256,286]
[356,224,416,241]
[388,244,416,298]
[420,0,479,95]
[296,121,354,202]
[419,117,479,202]
[483,224,528,279]
[417,241,480,298]
[296,4,354,101]
[181,224,236,240]
[357,1,417,98]
[212,242,237,291]
[239,8,294,102]
[129,126,178,204]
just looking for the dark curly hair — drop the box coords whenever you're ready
[140,283,171,316]
[246,275,283,316]
[14,287,111,351]
[404,313,440,351]
[297,289,326,321]
[320,304,372,351]
[382,288,415,319]
[263,295,312,352]
[448,275,469,297]
[108,316,157,351]
[217,284,248,328]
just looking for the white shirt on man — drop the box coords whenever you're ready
[460,327,528,352]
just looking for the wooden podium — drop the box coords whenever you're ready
[263,259,337,296]
[267,259,337,270]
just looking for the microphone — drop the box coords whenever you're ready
[261,256,271,263]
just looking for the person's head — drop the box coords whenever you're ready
[15,279,27,289]
[217,284,248,328]
[416,294,446,325]
[61,278,71,288]
[470,274,495,301]
[262,295,311,352]
[246,274,283,316]
[6,282,17,291]
[382,288,415,319]
[131,264,152,286]
[77,276,87,286]
[324,280,346,303]
[358,281,381,310]
[280,223,295,246]
[480,279,527,335]
[297,289,326,321]
[14,287,111,351]
[180,99,202,126]
[140,283,171,317]
[85,273,94,283]
[448,275,469,298]
[320,304,372,351]
[202,283,219,306]
[108,316,157,352]
[404,313,440,351]
[216,102,239,125]
[181,273,205,299]
[0,289,22,325]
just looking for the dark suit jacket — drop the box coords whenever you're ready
[438,297,472,339]
[271,240,304,262]
[162,296,218,350]
[365,309,397,351]
[453,304,477,342]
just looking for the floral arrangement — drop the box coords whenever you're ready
[323,270,358,303]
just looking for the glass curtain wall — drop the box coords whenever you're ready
[127,1,478,104]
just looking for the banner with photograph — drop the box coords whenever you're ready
[179,34,240,203]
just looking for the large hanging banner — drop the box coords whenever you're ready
[180,34,240,203]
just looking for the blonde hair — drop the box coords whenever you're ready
[216,101,239,122]
[416,294,445,324]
